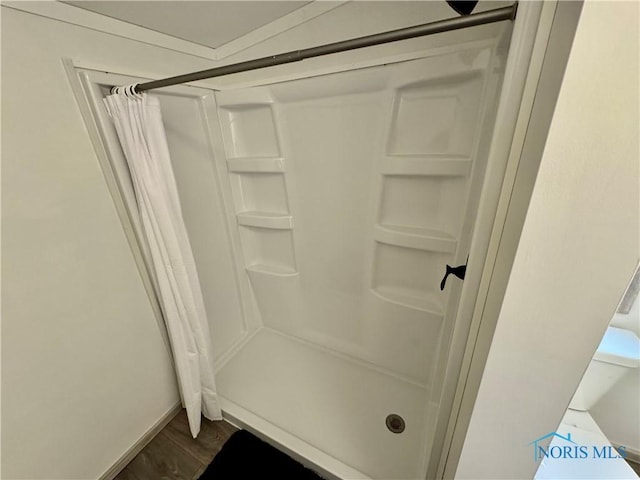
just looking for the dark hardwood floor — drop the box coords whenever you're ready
[627,459,640,477]
[114,411,640,479]
[114,411,237,480]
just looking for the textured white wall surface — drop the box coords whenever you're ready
[456,1,639,478]
[0,7,204,479]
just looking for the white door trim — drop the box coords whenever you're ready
[61,60,259,363]
[438,1,585,477]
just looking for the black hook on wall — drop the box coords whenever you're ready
[440,257,468,291]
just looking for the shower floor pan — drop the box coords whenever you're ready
[217,328,430,479]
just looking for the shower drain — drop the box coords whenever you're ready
[385,414,405,434]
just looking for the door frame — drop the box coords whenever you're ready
[62,63,262,368]
[437,1,584,477]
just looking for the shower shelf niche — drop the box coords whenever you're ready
[371,240,451,315]
[227,157,285,173]
[236,211,293,230]
[377,175,467,238]
[246,264,298,276]
[217,96,298,297]
[229,173,289,216]
[371,286,444,316]
[238,226,296,274]
[246,266,300,332]
[374,224,457,253]
[218,104,280,158]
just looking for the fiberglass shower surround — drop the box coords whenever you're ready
[99,3,517,479]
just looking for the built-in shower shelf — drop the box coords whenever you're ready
[227,157,285,173]
[237,211,293,229]
[246,264,298,277]
[381,155,471,176]
[372,286,444,315]
[374,224,457,253]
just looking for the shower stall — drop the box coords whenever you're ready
[210,48,503,479]
[67,2,548,478]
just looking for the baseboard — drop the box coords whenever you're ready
[612,442,640,464]
[98,401,182,480]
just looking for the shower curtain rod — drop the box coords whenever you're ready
[132,3,517,93]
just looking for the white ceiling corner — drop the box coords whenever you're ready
[64,1,313,50]
[5,1,345,61]
[212,1,347,60]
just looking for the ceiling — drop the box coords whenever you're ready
[64,1,311,49]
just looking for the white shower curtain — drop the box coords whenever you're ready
[104,86,221,437]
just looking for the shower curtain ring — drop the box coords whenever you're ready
[109,84,142,98]
[124,84,141,99]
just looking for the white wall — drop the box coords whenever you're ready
[0,7,218,479]
[456,1,639,478]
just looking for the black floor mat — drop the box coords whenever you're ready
[199,430,324,479]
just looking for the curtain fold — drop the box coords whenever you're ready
[104,90,221,437]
